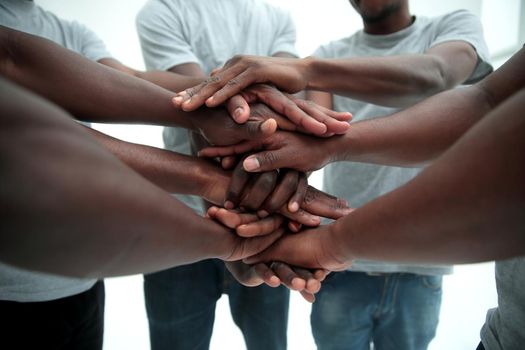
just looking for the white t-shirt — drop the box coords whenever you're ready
[314,10,492,276]
[0,0,112,302]
[136,0,297,214]
[481,257,525,350]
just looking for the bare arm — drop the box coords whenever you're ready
[176,41,480,110]
[84,127,230,204]
[0,78,281,278]
[200,48,525,171]
[98,58,205,92]
[306,41,478,107]
[245,87,525,269]
[0,26,192,128]
[0,26,276,145]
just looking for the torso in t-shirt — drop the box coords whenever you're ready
[314,10,492,275]
[136,0,298,214]
[0,0,111,302]
[481,257,525,350]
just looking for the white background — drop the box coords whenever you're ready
[36,0,525,349]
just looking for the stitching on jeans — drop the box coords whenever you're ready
[373,276,389,320]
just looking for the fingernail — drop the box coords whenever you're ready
[309,216,321,225]
[206,96,215,105]
[182,98,192,106]
[261,119,276,134]
[243,156,260,172]
[288,202,299,213]
[224,200,234,209]
[258,210,269,218]
[173,96,183,105]
[234,107,244,121]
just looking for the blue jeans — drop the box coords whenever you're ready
[311,271,442,350]
[144,259,289,350]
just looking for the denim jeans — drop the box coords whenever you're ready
[0,280,105,350]
[311,271,442,350]
[144,259,289,350]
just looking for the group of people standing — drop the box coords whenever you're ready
[1,1,523,350]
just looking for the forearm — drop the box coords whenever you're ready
[332,89,525,264]
[135,70,205,93]
[0,79,231,277]
[85,128,230,203]
[325,84,491,167]
[305,54,461,108]
[0,26,196,128]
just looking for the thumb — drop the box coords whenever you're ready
[243,150,283,172]
[226,94,251,124]
[226,228,284,261]
[242,118,277,141]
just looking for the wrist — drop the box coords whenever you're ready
[194,160,230,205]
[303,56,330,91]
[300,56,317,90]
[327,126,363,164]
[327,217,355,267]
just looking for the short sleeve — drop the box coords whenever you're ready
[430,10,492,83]
[136,2,199,71]
[312,44,331,59]
[73,22,112,62]
[270,8,298,57]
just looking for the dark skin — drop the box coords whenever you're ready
[87,128,342,301]
[166,59,344,301]
[349,0,412,34]
[0,26,350,221]
[173,0,480,113]
[243,49,525,270]
[0,26,350,216]
[0,26,350,298]
[0,26,278,146]
[0,78,284,278]
[86,127,351,227]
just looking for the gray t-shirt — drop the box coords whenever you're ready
[136,0,297,214]
[0,0,111,302]
[315,10,492,275]
[481,257,525,350]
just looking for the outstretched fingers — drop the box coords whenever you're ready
[207,206,284,237]
[198,140,261,159]
[293,98,352,135]
[302,186,354,219]
[249,85,327,135]
[225,227,284,261]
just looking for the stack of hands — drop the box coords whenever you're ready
[173,58,354,302]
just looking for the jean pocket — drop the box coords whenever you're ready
[420,275,443,291]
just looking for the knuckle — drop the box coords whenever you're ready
[231,54,244,63]
[304,187,319,205]
[186,87,198,98]
[205,75,221,85]
[306,100,316,107]
[227,77,241,87]
[261,151,278,167]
